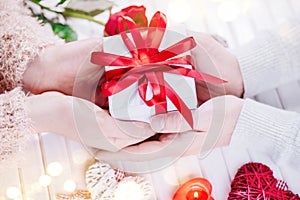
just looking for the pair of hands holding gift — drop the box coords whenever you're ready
[24,32,245,159]
[94,32,245,160]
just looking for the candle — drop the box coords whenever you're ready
[186,189,209,200]
[173,178,213,200]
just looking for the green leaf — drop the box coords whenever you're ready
[35,14,78,42]
[56,0,67,6]
[30,0,42,3]
[51,23,78,42]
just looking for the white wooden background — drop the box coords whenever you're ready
[1,0,300,199]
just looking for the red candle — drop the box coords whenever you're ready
[172,178,213,200]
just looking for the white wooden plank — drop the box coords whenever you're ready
[248,150,283,181]
[0,166,21,200]
[227,17,255,46]
[174,155,203,185]
[222,146,252,180]
[185,0,209,32]
[198,148,231,200]
[40,133,74,198]
[265,0,295,24]
[290,0,300,14]
[202,0,238,47]
[149,165,179,200]
[247,0,276,31]
[277,158,300,194]
[65,139,94,189]
[18,134,50,200]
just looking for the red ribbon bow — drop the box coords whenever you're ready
[91,11,225,128]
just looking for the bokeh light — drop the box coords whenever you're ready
[47,162,63,177]
[168,0,192,23]
[114,180,144,200]
[39,175,52,187]
[63,179,77,193]
[218,1,240,22]
[6,187,21,199]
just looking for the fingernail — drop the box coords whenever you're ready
[150,115,165,132]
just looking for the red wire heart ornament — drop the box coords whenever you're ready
[228,162,300,200]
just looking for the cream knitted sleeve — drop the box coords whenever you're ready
[234,20,300,97]
[230,98,300,160]
[0,0,58,163]
[0,0,58,93]
[0,88,32,162]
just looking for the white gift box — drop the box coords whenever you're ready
[103,28,198,123]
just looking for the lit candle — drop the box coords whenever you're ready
[173,178,213,200]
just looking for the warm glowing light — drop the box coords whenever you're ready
[39,175,52,187]
[63,179,77,193]
[194,191,199,198]
[218,1,240,22]
[47,162,63,177]
[6,187,21,199]
[167,0,192,23]
[73,150,89,165]
[114,180,144,200]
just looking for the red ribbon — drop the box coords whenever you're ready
[91,12,225,128]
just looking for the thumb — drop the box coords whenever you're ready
[150,97,221,133]
[150,111,190,133]
[150,102,212,133]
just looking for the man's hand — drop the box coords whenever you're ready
[190,32,244,104]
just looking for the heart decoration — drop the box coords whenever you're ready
[85,162,153,200]
[228,162,300,200]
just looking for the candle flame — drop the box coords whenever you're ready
[194,191,199,199]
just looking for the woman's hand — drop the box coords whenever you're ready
[23,38,107,107]
[190,32,244,104]
[26,92,155,152]
[93,95,243,161]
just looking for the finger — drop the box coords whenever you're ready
[95,131,206,161]
[188,31,224,52]
[150,99,214,133]
[71,97,154,151]
[95,109,155,140]
[71,97,120,152]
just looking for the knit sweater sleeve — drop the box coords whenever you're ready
[230,98,300,160]
[234,20,300,97]
[0,0,58,163]
[0,88,32,163]
[0,0,58,93]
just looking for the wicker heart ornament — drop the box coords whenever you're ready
[228,162,300,200]
[85,162,152,200]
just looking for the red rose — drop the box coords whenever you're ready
[104,5,148,36]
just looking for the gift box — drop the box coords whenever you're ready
[91,11,225,128]
[102,27,197,123]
